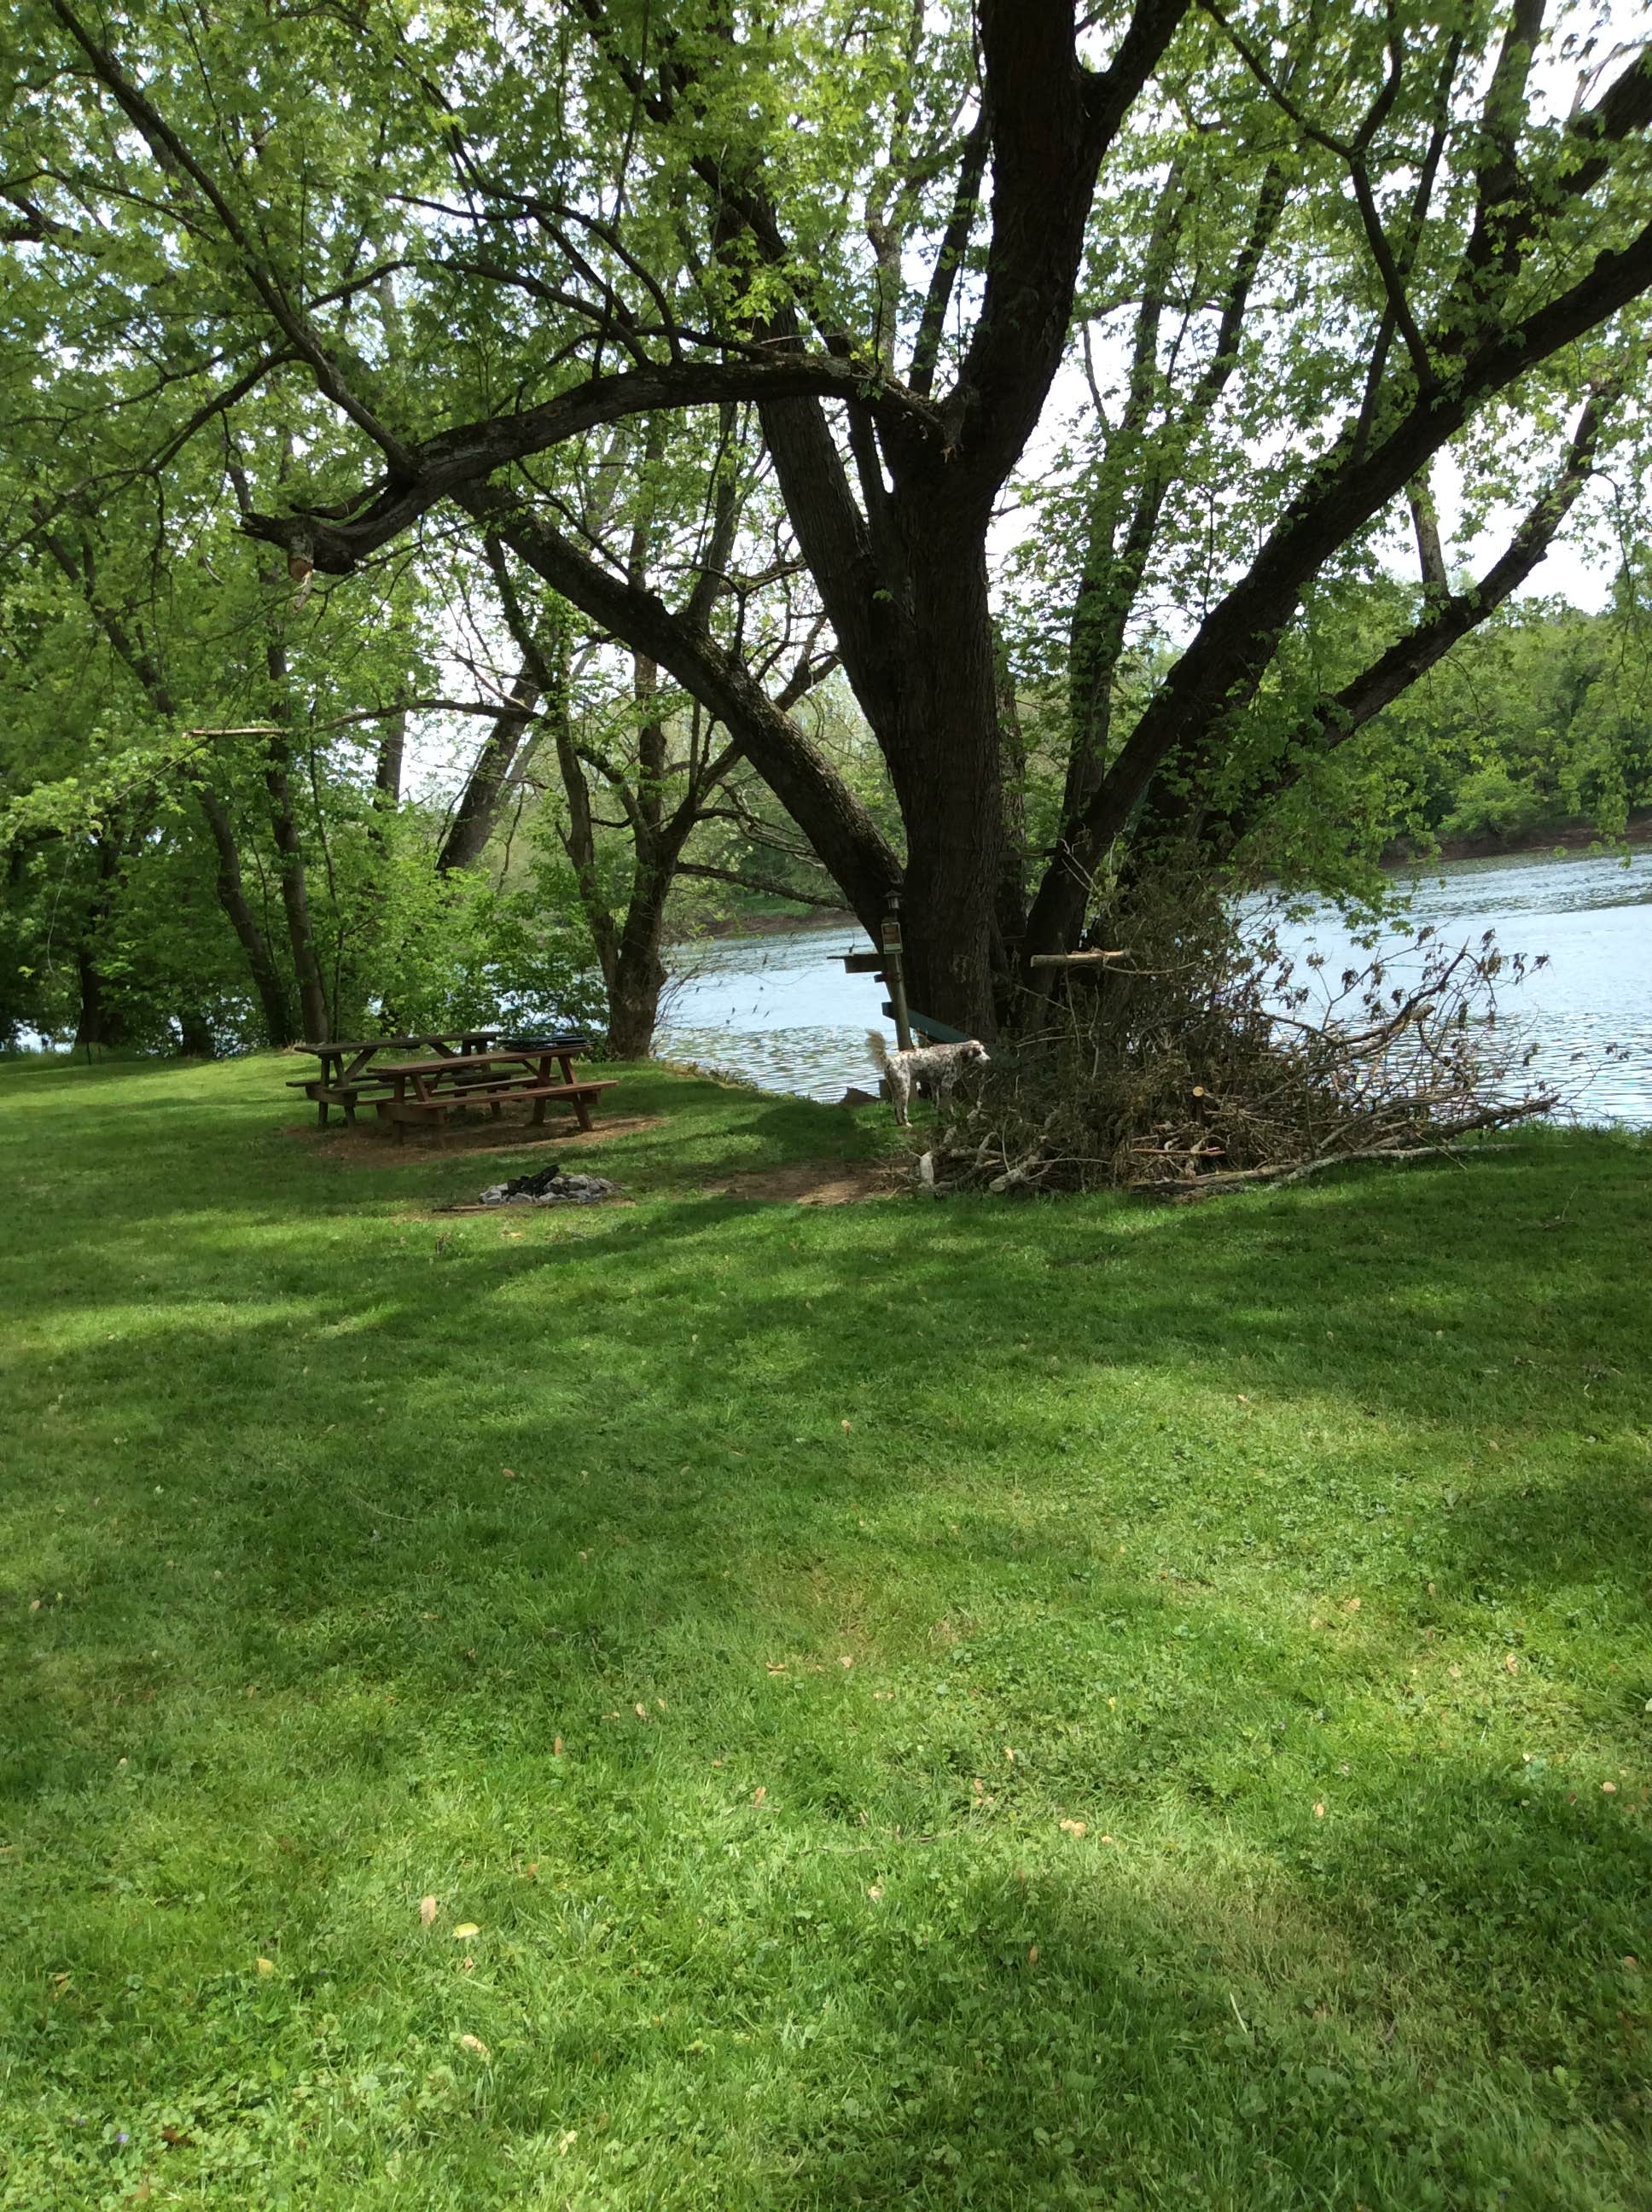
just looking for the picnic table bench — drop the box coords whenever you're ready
[372,1042,615,1147]
[288,1030,506,1126]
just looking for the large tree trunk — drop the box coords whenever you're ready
[193,785,296,1044]
[881,528,1006,1037]
[259,597,329,1043]
[603,649,674,1058]
[73,944,124,1048]
[755,393,1011,1034]
[436,666,539,875]
[550,637,683,1060]
[72,835,126,1048]
[607,898,670,1058]
[261,735,330,1044]
[544,641,671,1060]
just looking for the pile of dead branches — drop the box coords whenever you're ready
[924,882,1561,1200]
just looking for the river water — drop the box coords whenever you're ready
[658,846,1652,1122]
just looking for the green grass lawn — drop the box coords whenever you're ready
[3,1054,1649,2210]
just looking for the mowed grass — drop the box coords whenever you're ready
[2,1054,1649,2212]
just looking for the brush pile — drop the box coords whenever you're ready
[925,879,1561,1200]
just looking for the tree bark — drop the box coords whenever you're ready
[436,667,540,874]
[72,835,125,1048]
[881,524,1005,1035]
[73,944,125,1048]
[605,863,672,1059]
[601,632,676,1056]
[261,732,330,1043]
[257,585,331,1042]
[193,784,296,1043]
[374,709,406,814]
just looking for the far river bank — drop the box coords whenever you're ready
[683,814,1652,943]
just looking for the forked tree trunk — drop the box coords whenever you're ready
[561,783,679,1061]
[603,658,676,1057]
[543,591,702,1060]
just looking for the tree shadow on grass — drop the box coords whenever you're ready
[9,1132,1650,1627]
[11,1570,1649,2211]
[6,1091,1651,2201]
[738,1761,1649,2210]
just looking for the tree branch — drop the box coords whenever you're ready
[909,108,991,399]
[241,358,936,573]
[1200,0,1431,382]
[676,862,845,910]
[940,0,1190,497]
[1313,387,1612,753]
[45,0,412,473]
[454,483,902,935]
[1047,217,1652,905]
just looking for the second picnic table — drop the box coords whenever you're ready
[372,1043,615,1145]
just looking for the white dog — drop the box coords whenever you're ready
[866,1031,990,1125]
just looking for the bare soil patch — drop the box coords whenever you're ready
[283,1114,666,1167]
[701,1157,898,1205]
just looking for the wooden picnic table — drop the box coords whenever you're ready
[372,1045,615,1146]
[288,1030,506,1126]
[289,1029,503,1119]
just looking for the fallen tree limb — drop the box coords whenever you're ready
[1126,1121,1549,1196]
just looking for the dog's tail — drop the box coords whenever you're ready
[865,1029,893,1074]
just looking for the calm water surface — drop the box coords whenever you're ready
[658,846,1652,1121]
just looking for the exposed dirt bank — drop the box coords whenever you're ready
[1382,813,1652,866]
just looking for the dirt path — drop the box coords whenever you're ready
[284,1115,667,1167]
[700,1158,897,1205]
